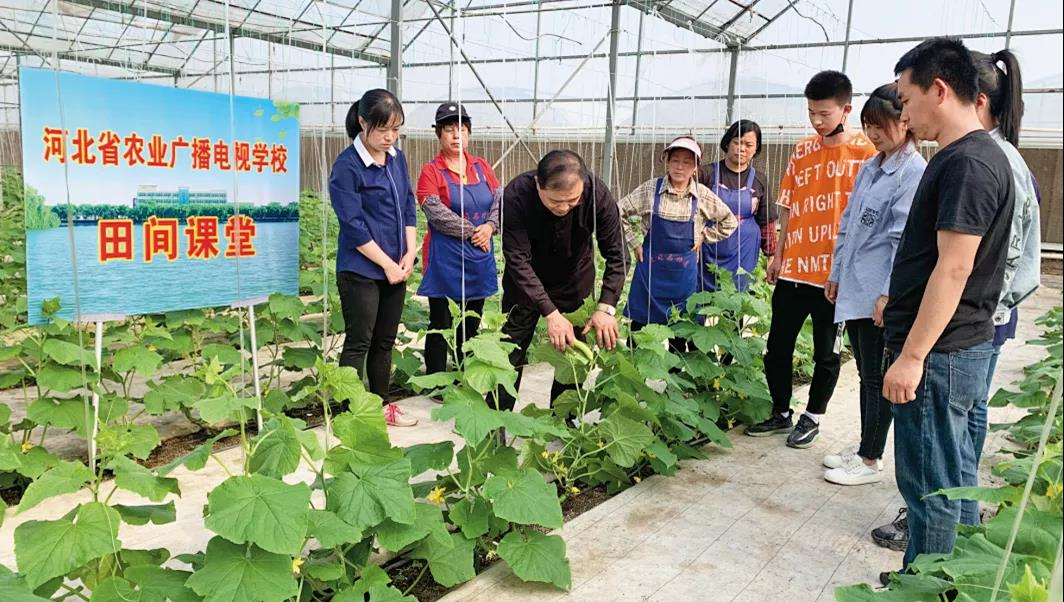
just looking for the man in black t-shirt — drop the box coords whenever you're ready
[882,38,1015,573]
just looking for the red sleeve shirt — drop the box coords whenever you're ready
[415,163,440,206]
[416,151,499,209]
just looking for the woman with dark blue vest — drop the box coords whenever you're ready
[619,136,737,338]
[329,89,419,427]
[699,120,778,292]
[416,103,501,376]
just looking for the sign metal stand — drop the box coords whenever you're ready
[78,313,125,467]
[232,296,269,431]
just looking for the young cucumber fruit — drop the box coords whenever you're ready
[565,339,595,365]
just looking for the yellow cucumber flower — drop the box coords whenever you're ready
[427,486,447,505]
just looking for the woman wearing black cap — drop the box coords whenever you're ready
[416,103,501,376]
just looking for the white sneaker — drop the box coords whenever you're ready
[824,455,883,486]
[823,445,885,471]
[384,403,418,427]
[822,444,858,469]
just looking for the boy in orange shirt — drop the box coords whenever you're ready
[746,71,876,448]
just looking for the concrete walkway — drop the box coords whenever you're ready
[439,285,1058,602]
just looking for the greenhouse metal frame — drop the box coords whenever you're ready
[1,1,1062,230]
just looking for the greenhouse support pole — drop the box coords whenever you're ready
[532,5,542,132]
[1005,0,1017,48]
[228,34,236,90]
[602,0,622,187]
[725,46,739,124]
[841,0,854,71]
[212,36,218,92]
[387,0,403,98]
[450,1,457,99]
[630,9,645,135]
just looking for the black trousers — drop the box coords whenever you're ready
[494,302,578,412]
[764,280,842,416]
[847,318,892,460]
[336,270,406,398]
[425,297,485,374]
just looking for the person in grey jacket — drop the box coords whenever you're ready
[967,48,1040,515]
[973,50,1041,330]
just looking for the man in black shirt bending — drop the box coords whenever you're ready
[496,150,626,411]
[882,38,1015,572]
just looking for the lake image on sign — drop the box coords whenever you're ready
[26,223,299,323]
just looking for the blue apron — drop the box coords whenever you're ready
[702,163,761,292]
[624,178,699,324]
[417,163,498,300]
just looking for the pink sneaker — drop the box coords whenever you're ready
[384,403,417,427]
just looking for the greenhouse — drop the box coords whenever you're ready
[0,1,1062,601]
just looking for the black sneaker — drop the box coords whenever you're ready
[786,414,820,448]
[745,413,793,437]
[879,568,917,589]
[872,507,909,551]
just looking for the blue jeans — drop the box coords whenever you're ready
[888,342,994,568]
[959,345,999,525]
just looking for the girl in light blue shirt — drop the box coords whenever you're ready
[822,83,927,486]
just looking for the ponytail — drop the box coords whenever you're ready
[973,49,1024,147]
[344,89,404,140]
[345,100,362,139]
[992,49,1024,147]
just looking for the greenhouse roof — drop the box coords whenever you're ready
[0,1,1061,140]
[0,0,801,75]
